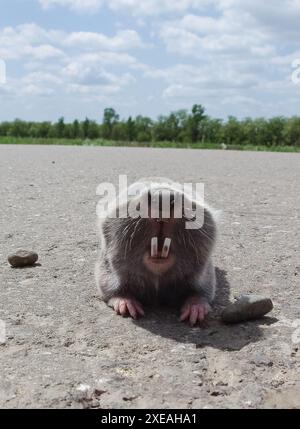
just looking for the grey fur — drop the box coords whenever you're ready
[95,178,217,309]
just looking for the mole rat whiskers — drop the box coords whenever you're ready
[120,219,134,259]
[129,217,143,251]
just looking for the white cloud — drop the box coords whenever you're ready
[62,61,135,87]
[39,0,103,13]
[2,1,300,120]
[0,24,64,60]
[39,0,300,23]
[64,30,144,50]
[7,58,135,101]
[74,51,138,67]
[158,11,274,58]
[147,63,258,87]
[150,0,300,117]
[24,44,65,59]
[108,0,211,16]
[0,22,143,106]
[39,0,213,15]
[0,23,144,62]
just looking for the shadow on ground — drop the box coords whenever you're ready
[133,268,278,351]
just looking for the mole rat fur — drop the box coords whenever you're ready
[95,178,218,322]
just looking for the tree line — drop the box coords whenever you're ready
[1,105,300,147]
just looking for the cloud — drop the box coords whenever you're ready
[108,0,212,16]
[158,12,274,58]
[155,0,300,60]
[0,23,64,60]
[39,0,213,14]
[62,61,135,87]
[39,0,103,13]
[7,58,136,101]
[74,51,139,67]
[2,1,300,120]
[221,0,300,37]
[0,22,143,106]
[146,64,259,89]
[64,30,144,50]
[150,0,300,116]
[0,23,144,62]
[24,44,65,59]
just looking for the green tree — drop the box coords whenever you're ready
[200,118,223,144]
[267,117,286,146]
[9,119,30,137]
[135,115,153,142]
[152,115,170,141]
[187,104,206,143]
[87,120,100,139]
[222,116,244,145]
[102,108,119,139]
[55,117,65,138]
[82,118,90,139]
[0,121,11,136]
[126,116,136,141]
[283,117,300,146]
[72,120,81,139]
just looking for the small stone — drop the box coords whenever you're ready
[221,295,273,324]
[8,250,39,268]
[72,384,92,402]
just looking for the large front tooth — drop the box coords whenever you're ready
[161,238,171,258]
[151,237,158,258]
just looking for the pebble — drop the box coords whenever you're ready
[221,295,273,324]
[8,250,39,268]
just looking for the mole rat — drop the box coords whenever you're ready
[95,178,217,326]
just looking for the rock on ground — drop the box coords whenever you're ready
[0,145,300,409]
[8,250,39,268]
[221,295,274,324]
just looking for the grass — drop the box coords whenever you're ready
[0,136,300,153]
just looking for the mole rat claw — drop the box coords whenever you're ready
[180,296,211,326]
[108,297,145,320]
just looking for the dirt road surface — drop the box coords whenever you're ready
[1,145,300,408]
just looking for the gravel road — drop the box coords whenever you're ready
[0,145,300,409]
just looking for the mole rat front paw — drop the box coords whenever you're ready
[180,296,211,326]
[108,297,145,320]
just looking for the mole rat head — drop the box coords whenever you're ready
[109,183,216,277]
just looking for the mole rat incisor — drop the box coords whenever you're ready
[95,178,217,326]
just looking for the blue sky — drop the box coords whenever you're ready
[1,0,300,122]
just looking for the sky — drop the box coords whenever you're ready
[1,0,300,122]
